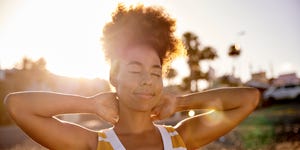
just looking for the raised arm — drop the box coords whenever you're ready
[176,87,259,149]
[4,91,118,150]
[152,87,259,149]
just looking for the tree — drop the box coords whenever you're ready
[33,57,47,71]
[16,57,47,71]
[228,44,241,57]
[228,31,244,76]
[20,57,32,70]
[228,43,241,76]
[181,32,218,92]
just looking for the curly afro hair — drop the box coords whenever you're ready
[101,3,186,74]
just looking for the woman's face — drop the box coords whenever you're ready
[113,45,163,112]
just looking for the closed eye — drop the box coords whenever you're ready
[151,73,161,77]
[129,71,141,74]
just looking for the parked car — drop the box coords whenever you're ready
[263,84,300,101]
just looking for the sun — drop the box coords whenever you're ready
[45,49,110,80]
[0,1,117,80]
[1,0,169,80]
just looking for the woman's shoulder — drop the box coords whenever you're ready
[155,124,187,149]
[96,127,125,150]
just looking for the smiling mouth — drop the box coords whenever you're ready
[134,93,154,100]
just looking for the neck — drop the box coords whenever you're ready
[113,103,155,134]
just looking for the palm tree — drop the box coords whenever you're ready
[228,31,244,77]
[228,43,241,76]
[200,46,218,60]
[228,44,241,57]
[181,32,218,92]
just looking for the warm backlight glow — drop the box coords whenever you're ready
[1,1,300,81]
[0,1,117,80]
[46,56,110,80]
[188,110,195,117]
[202,109,225,126]
[0,1,159,80]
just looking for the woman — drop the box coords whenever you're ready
[5,4,259,150]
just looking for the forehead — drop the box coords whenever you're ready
[118,45,161,66]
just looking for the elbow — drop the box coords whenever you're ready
[4,93,14,110]
[4,93,21,118]
[244,87,260,110]
[252,88,260,108]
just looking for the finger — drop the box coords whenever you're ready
[108,116,119,124]
[157,109,170,120]
[151,105,162,114]
[112,116,119,124]
[101,115,115,124]
[98,111,119,124]
[159,113,168,120]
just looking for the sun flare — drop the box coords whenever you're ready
[0,0,170,80]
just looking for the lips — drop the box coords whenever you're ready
[134,92,155,100]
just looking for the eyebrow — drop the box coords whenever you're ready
[127,61,162,69]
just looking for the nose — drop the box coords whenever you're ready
[140,73,153,86]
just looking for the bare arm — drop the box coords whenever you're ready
[176,87,259,149]
[152,87,259,149]
[4,91,118,150]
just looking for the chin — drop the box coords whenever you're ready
[133,106,153,112]
[130,104,156,112]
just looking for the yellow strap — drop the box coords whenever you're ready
[165,126,186,148]
[97,131,114,150]
[97,141,114,150]
[98,132,107,138]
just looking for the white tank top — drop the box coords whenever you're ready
[97,124,187,150]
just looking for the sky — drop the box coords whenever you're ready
[0,0,299,83]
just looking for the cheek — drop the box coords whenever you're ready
[157,80,163,90]
[116,81,133,102]
[154,79,163,96]
[115,72,137,94]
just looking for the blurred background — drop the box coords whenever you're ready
[0,0,299,149]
